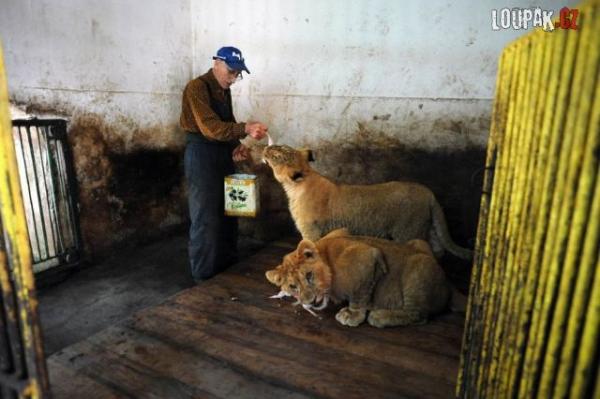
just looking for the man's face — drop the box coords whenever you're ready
[213,60,242,89]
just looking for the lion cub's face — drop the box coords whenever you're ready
[262,145,314,184]
[265,240,331,305]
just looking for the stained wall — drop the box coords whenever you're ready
[0,0,576,255]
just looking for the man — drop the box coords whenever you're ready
[180,46,268,282]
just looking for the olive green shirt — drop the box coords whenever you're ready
[180,69,246,142]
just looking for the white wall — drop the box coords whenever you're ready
[1,0,191,150]
[1,0,577,151]
[193,0,577,150]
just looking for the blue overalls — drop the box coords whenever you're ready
[184,81,238,281]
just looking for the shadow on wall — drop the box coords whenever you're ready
[67,114,188,258]
[67,113,294,257]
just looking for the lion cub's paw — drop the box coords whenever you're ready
[335,306,367,327]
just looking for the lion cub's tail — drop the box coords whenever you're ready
[430,199,473,260]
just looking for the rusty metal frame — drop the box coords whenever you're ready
[11,119,83,277]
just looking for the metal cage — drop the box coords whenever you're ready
[10,119,82,275]
[458,1,599,398]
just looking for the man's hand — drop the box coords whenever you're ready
[232,144,251,162]
[245,121,268,140]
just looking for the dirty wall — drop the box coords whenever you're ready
[1,0,192,256]
[194,0,575,251]
[0,0,576,257]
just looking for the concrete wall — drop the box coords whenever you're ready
[1,0,192,255]
[3,0,190,149]
[192,0,575,247]
[0,0,577,255]
[193,0,575,150]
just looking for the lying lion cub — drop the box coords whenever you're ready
[266,229,464,328]
[262,145,472,259]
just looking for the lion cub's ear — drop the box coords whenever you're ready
[265,267,283,286]
[297,239,317,261]
[299,148,315,162]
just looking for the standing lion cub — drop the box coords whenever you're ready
[266,229,464,327]
[262,145,472,259]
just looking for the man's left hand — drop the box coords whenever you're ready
[232,144,251,162]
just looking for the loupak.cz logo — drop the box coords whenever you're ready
[492,7,579,32]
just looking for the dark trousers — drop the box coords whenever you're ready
[184,135,238,281]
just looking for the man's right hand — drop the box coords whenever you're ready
[245,122,268,140]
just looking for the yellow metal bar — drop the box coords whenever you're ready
[458,1,599,397]
[492,32,547,398]
[539,4,599,397]
[501,33,553,398]
[0,41,49,397]
[523,5,591,395]
[519,21,582,397]
[487,37,535,397]
[552,8,600,398]
[568,190,599,397]
[562,125,599,398]
[564,59,600,399]
[474,41,524,397]
[491,41,532,393]
[506,26,567,394]
[483,42,527,395]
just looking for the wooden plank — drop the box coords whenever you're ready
[201,271,465,346]
[167,287,460,383]
[48,358,123,399]
[130,308,447,398]
[51,341,221,399]
[129,296,456,398]
[174,277,462,361]
[48,241,463,399]
[50,326,313,399]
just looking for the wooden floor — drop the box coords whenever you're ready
[47,239,465,399]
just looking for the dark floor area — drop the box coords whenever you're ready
[47,239,464,399]
[37,230,471,358]
[37,232,266,356]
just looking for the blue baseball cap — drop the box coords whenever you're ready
[212,46,250,74]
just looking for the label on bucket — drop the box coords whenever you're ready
[224,174,260,217]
